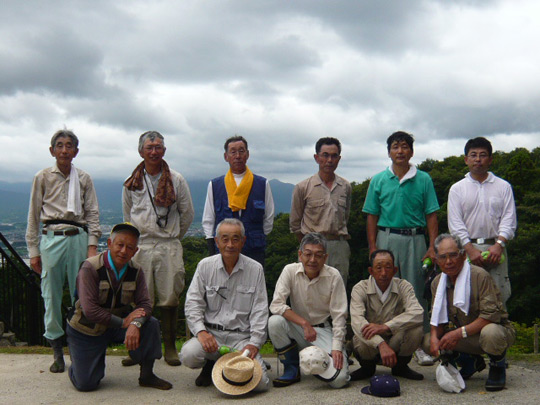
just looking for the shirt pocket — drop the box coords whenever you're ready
[232,285,256,313]
[121,281,136,305]
[204,285,223,312]
[98,280,110,304]
[488,197,503,219]
[305,197,327,223]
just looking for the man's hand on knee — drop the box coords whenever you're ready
[197,330,218,353]
[378,342,397,368]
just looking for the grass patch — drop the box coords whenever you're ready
[0,340,278,357]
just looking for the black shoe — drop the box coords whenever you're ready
[350,360,376,381]
[485,357,506,392]
[458,353,486,380]
[392,356,424,381]
[195,360,215,387]
[122,356,137,367]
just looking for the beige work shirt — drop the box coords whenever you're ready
[270,262,348,351]
[25,164,101,258]
[290,173,351,238]
[350,276,424,348]
[122,168,194,241]
[431,264,513,332]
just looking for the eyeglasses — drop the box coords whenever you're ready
[144,145,164,152]
[54,143,75,150]
[318,152,340,160]
[436,251,462,261]
[301,251,326,260]
[467,153,489,159]
[228,148,247,156]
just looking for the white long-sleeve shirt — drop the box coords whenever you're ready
[448,172,517,245]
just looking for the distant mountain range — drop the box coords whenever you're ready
[0,178,295,223]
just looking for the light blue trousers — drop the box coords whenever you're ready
[40,230,88,340]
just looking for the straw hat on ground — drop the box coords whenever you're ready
[212,352,262,395]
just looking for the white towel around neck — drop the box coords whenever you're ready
[67,164,82,216]
[430,261,471,326]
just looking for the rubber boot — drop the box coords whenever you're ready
[273,341,301,388]
[391,356,424,380]
[47,338,65,373]
[349,358,376,381]
[485,354,506,392]
[161,307,181,366]
[457,352,486,380]
[139,359,173,390]
[195,360,215,387]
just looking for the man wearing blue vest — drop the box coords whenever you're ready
[202,135,275,267]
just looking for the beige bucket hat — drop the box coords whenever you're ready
[212,352,262,395]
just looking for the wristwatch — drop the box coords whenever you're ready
[496,239,506,248]
[130,321,142,328]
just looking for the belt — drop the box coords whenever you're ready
[378,226,425,236]
[322,234,348,241]
[42,229,81,237]
[470,238,496,245]
[204,322,242,332]
[312,323,326,328]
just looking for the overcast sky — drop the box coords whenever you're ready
[1,0,539,185]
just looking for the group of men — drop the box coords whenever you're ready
[26,128,516,394]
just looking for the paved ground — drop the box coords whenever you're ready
[0,354,538,405]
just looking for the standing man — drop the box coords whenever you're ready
[26,129,101,373]
[268,232,350,389]
[425,234,515,392]
[123,130,194,366]
[350,249,424,381]
[290,137,352,287]
[447,137,516,307]
[66,223,172,391]
[180,219,270,392]
[362,131,439,365]
[202,135,274,267]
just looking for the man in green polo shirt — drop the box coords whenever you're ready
[362,131,439,365]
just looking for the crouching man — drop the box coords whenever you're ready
[268,232,350,388]
[424,233,515,391]
[350,249,424,381]
[66,223,171,391]
[179,218,270,392]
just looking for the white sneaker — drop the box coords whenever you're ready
[414,348,435,366]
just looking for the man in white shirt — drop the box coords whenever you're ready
[202,136,274,267]
[180,219,269,391]
[268,232,349,388]
[447,137,517,307]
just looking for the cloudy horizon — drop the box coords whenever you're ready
[1,0,539,186]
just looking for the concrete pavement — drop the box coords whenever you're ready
[0,354,538,404]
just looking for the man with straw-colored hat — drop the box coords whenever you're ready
[180,218,270,392]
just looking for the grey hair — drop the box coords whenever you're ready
[299,232,327,253]
[110,230,140,243]
[434,233,464,254]
[51,129,79,149]
[215,218,245,238]
[138,131,165,153]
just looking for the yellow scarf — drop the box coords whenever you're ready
[224,166,254,212]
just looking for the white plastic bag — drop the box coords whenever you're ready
[436,363,466,393]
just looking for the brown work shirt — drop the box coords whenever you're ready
[289,173,351,238]
[350,276,424,348]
